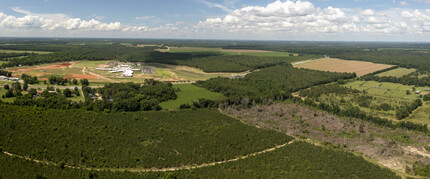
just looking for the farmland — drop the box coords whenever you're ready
[293,58,394,76]
[376,67,416,77]
[159,84,224,109]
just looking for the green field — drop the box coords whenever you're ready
[407,101,430,125]
[159,84,224,109]
[376,68,416,77]
[72,60,111,68]
[0,87,15,103]
[333,81,427,120]
[0,49,52,54]
[0,61,7,65]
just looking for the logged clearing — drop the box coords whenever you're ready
[294,58,394,76]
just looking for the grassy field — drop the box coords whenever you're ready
[0,49,52,54]
[159,84,224,109]
[0,61,7,65]
[0,87,15,103]
[376,68,416,77]
[407,101,430,125]
[339,80,426,120]
[294,58,394,76]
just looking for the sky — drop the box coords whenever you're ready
[0,0,430,41]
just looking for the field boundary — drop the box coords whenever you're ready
[1,139,295,172]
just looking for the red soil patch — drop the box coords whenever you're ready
[64,74,98,80]
[9,63,73,73]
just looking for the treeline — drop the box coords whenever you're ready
[299,83,361,99]
[177,55,321,73]
[361,73,430,87]
[395,99,423,120]
[0,69,11,77]
[0,52,30,59]
[196,64,356,103]
[95,80,176,111]
[12,80,176,112]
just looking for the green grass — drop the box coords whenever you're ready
[0,61,7,65]
[0,49,52,54]
[72,60,110,68]
[160,84,224,109]
[406,101,430,125]
[376,68,416,77]
[0,87,15,103]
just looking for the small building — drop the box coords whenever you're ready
[415,90,421,94]
[424,88,430,91]
[0,76,7,80]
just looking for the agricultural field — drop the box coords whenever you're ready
[159,84,224,109]
[376,68,416,77]
[293,58,394,76]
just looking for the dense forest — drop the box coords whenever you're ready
[196,64,356,103]
[0,142,399,179]
[0,105,292,168]
[12,80,176,112]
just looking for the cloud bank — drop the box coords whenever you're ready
[1,1,430,41]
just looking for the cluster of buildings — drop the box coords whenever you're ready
[0,76,19,81]
[96,64,140,77]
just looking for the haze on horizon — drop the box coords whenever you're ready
[1,0,430,42]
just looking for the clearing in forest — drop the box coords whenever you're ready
[376,68,416,78]
[159,84,224,109]
[293,58,394,76]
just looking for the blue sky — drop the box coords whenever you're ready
[1,0,430,41]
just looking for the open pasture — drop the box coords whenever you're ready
[376,68,416,77]
[294,58,394,76]
[159,84,224,109]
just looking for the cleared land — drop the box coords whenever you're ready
[376,68,416,77]
[0,49,52,54]
[159,84,224,109]
[294,58,394,76]
[6,61,237,83]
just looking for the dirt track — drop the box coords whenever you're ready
[1,140,295,172]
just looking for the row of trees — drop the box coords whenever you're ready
[395,99,423,120]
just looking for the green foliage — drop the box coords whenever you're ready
[21,74,38,84]
[0,105,292,168]
[159,84,224,110]
[197,64,355,102]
